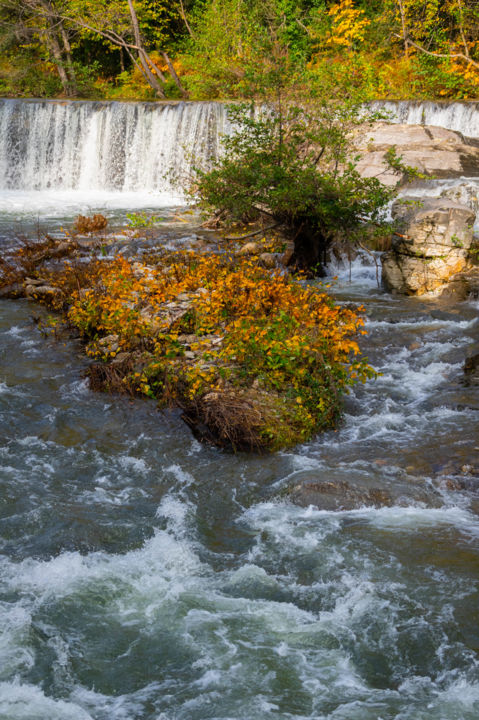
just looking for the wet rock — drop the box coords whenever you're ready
[259,252,278,268]
[25,284,61,299]
[440,182,479,213]
[382,252,468,295]
[289,480,393,511]
[464,351,479,386]
[440,266,479,300]
[237,242,261,256]
[0,283,24,298]
[382,199,475,295]
[429,309,460,321]
[354,123,479,186]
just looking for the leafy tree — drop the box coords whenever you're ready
[0,0,78,95]
[63,0,187,97]
[194,98,395,271]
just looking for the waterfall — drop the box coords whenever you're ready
[0,99,228,194]
[369,100,479,138]
[1,98,479,201]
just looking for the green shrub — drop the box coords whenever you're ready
[194,99,396,271]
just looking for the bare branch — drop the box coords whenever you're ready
[392,33,479,71]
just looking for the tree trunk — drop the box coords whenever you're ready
[58,20,77,91]
[127,0,166,98]
[178,0,194,37]
[288,222,329,276]
[396,0,409,58]
[34,0,73,95]
[44,31,71,95]
[162,51,188,97]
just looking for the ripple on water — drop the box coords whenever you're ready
[1,248,479,719]
[1,495,478,719]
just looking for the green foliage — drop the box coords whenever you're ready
[194,100,395,269]
[125,212,163,228]
[384,146,428,181]
[2,0,479,100]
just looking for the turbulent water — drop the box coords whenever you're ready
[1,99,479,719]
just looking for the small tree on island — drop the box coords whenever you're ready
[194,98,397,272]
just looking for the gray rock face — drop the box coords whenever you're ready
[382,198,475,295]
[354,123,479,186]
[439,182,479,213]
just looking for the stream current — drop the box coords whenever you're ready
[1,95,479,718]
[1,201,479,720]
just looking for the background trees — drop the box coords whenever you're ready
[1,0,479,100]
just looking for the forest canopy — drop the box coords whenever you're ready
[1,1,479,100]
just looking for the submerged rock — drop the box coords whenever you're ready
[382,198,475,295]
[289,480,393,510]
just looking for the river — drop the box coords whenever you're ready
[1,100,479,720]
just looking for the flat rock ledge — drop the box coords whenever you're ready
[381,198,476,295]
[355,122,479,186]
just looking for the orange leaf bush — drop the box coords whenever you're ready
[42,249,375,450]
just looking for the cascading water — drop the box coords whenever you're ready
[0,97,479,216]
[2,97,479,195]
[0,99,230,217]
[0,99,479,719]
[370,99,479,137]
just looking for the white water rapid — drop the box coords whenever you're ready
[1,98,479,720]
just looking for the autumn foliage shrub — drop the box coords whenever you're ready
[73,214,108,234]
[38,250,374,450]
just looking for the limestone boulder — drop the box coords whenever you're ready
[391,198,475,256]
[382,251,469,295]
[382,198,476,295]
[354,123,479,186]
